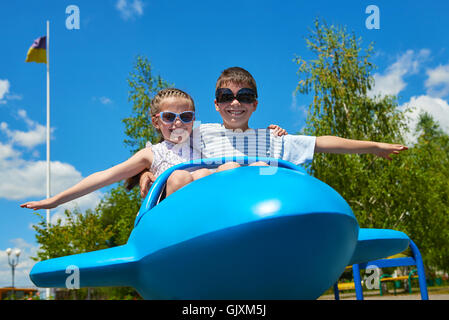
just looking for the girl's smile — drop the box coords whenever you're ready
[152,97,195,144]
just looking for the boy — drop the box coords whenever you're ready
[137,66,407,197]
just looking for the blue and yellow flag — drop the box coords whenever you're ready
[25,36,46,63]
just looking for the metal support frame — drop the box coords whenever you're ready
[333,240,428,300]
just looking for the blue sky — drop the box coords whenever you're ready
[1,0,449,288]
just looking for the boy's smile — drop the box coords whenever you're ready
[215,82,258,131]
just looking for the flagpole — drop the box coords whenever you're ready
[46,20,51,233]
[46,19,51,301]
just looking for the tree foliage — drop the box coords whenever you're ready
[122,55,172,154]
[399,113,449,272]
[296,18,449,273]
[97,182,142,247]
[32,208,114,261]
[295,18,408,228]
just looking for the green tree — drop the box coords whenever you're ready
[32,208,114,261]
[97,182,142,247]
[32,209,117,300]
[123,55,172,153]
[295,18,449,274]
[295,18,408,228]
[399,113,449,272]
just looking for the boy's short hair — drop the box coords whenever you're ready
[216,67,258,98]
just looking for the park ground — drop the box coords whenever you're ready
[318,285,449,300]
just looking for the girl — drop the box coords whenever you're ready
[21,88,208,210]
[21,88,286,210]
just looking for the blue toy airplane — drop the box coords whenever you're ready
[29,157,410,299]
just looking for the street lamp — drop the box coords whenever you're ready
[6,248,21,299]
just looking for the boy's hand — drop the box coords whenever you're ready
[267,124,288,136]
[20,198,57,210]
[374,143,408,161]
[139,171,156,198]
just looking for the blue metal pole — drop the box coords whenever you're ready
[409,240,428,300]
[333,282,340,300]
[352,264,364,300]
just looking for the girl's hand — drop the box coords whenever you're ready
[374,143,408,160]
[20,198,58,210]
[268,124,288,136]
[139,171,157,198]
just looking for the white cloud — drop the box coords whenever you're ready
[99,96,112,105]
[0,111,103,210]
[400,95,449,144]
[93,96,113,105]
[290,90,298,112]
[0,79,10,103]
[369,49,430,98]
[0,146,103,217]
[116,0,144,20]
[425,63,449,98]
[0,156,78,200]
[1,109,48,149]
[290,90,308,115]
[5,93,23,101]
[0,142,21,160]
[290,91,308,130]
[0,80,22,105]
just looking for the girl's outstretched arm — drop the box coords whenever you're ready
[315,136,408,160]
[20,148,154,210]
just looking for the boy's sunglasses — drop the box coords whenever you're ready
[156,111,195,124]
[215,88,257,104]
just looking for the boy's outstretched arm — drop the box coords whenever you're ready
[20,148,154,210]
[315,136,408,160]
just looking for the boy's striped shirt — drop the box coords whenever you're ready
[193,123,316,165]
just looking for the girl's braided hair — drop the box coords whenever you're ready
[150,88,195,117]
